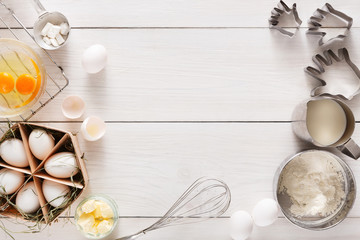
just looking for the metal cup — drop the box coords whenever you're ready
[274,150,356,230]
[292,96,360,159]
[32,0,70,50]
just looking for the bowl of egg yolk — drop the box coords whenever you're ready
[0,38,46,118]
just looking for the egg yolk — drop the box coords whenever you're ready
[16,74,36,95]
[0,72,15,94]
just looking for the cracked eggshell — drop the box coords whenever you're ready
[81,116,106,141]
[61,95,86,119]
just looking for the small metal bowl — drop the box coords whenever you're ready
[33,11,70,50]
[274,150,356,230]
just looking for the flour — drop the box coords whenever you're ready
[279,151,345,217]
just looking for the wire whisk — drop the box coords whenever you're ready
[116,177,231,240]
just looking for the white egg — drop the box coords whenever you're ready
[0,138,29,167]
[81,44,107,74]
[29,129,55,160]
[42,180,70,208]
[16,181,40,214]
[61,95,86,119]
[252,198,278,227]
[0,168,25,195]
[230,211,253,240]
[44,152,79,178]
[81,116,106,141]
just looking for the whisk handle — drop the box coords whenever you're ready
[115,231,145,240]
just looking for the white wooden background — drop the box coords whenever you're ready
[1,0,360,239]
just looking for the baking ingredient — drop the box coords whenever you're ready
[60,23,70,35]
[81,116,106,141]
[42,179,70,208]
[0,72,15,94]
[47,25,61,39]
[76,199,115,236]
[16,181,40,214]
[44,152,79,178]
[230,211,253,240]
[0,51,42,110]
[61,95,86,119]
[81,44,107,74]
[78,212,96,233]
[29,129,55,160]
[0,168,25,195]
[16,74,36,95]
[279,151,345,217]
[43,36,51,45]
[252,198,278,227]
[0,138,29,167]
[41,22,69,47]
[55,34,65,45]
[41,22,53,36]
[307,99,347,146]
[50,38,59,47]
[96,220,113,234]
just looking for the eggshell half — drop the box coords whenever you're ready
[81,116,106,141]
[62,95,86,119]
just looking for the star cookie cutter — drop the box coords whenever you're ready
[307,3,353,46]
[305,48,360,100]
[268,1,302,37]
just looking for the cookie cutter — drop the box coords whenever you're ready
[268,1,302,37]
[305,48,360,100]
[307,3,353,46]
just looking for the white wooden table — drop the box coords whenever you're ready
[2,0,360,239]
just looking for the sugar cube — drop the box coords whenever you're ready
[60,22,70,35]
[41,22,53,36]
[42,36,51,45]
[55,34,65,45]
[50,38,59,47]
[47,25,61,39]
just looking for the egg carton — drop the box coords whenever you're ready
[0,123,88,224]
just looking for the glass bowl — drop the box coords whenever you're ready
[75,194,119,239]
[0,38,47,118]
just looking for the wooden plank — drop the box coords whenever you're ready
[6,122,359,218]
[3,28,355,121]
[2,217,360,240]
[3,0,360,28]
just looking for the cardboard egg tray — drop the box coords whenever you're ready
[0,123,88,223]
